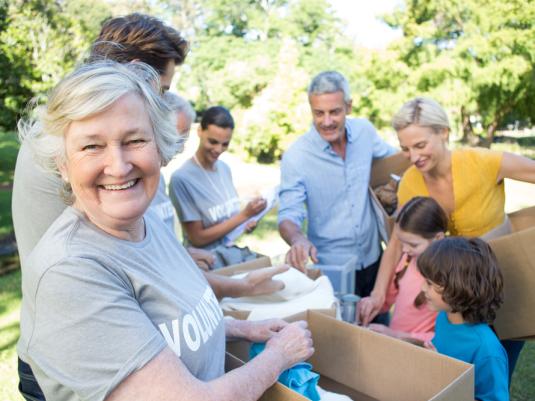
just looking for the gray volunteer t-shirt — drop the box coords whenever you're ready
[169,158,240,250]
[17,207,225,401]
[151,175,176,233]
[12,142,66,266]
[12,141,176,265]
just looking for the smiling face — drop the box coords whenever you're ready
[397,124,449,173]
[59,93,161,238]
[421,278,450,312]
[309,91,351,145]
[197,124,233,166]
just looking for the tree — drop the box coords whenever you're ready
[0,0,110,130]
[381,0,535,145]
[176,0,357,161]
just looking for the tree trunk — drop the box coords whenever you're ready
[481,120,499,148]
[460,106,479,145]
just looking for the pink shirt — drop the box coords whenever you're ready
[382,254,437,342]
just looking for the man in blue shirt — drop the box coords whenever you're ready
[278,71,396,299]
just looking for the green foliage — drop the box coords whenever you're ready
[0,0,111,130]
[372,0,535,144]
[177,0,356,162]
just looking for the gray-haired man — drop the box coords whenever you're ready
[278,70,397,300]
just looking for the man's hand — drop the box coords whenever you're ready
[285,238,318,272]
[357,293,385,326]
[241,265,289,297]
[187,247,215,272]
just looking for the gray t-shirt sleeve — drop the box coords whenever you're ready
[27,257,166,401]
[169,172,202,223]
[12,143,66,265]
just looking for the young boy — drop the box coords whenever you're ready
[417,237,509,401]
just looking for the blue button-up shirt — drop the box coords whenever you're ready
[278,118,397,268]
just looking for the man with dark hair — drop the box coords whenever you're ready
[90,13,188,90]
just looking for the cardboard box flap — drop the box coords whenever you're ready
[370,152,411,188]
[490,226,535,339]
[369,153,411,242]
[216,256,272,276]
[508,206,535,232]
[305,311,473,401]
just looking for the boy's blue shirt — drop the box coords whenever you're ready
[433,311,509,401]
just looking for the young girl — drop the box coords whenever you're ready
[367,196,448,344]
[418,237,509,401]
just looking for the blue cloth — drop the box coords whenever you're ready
[433,312,509,401]
[250,343,320,401]
[278,118,396,268]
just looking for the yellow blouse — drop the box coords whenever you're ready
[398,148,505,237]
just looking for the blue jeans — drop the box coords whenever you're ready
[18,358,46,401]
[501,340,525,385]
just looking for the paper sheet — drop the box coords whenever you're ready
[224,185,279,244]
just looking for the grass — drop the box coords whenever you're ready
[0,130,533,399]
[0,131,18,237]
[0,268,22,401]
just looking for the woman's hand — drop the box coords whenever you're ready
[240,319,288,343]
[265,321,314,371]
[242,197,267,218]
[244,220,257,233]
[357,294,384,326]
[242,265,288,296]
[187,247,215,271]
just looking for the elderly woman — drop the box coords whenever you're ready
[17,61,313,401]
[359,96,535,378]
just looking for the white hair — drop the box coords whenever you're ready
[308,71,351,103]
[162,92,196,122]
[18,61,181,180]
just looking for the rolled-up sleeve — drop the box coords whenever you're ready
[278,152,307,227]
[369,122,397,159]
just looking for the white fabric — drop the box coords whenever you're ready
[229,267,318,302]
[318,386,354,401]
[220,273,336,321]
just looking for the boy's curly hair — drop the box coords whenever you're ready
[417,237,504,324]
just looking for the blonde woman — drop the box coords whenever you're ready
[359,96,535,380]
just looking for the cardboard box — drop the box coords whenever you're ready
[225,352,307,401]
[489,206,535,340]
[368,153,535,339]
[227,311,474,401]
[370,153,411,242]
[215,257,337,320]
